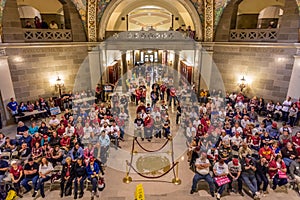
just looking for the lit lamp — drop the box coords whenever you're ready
[55,76,64,97]
[239,76,247,92]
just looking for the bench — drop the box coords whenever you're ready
[15,110,47,122]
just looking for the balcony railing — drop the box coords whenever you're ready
[107,31,194,41]
[23,29,72,42]
[229,29,278,42]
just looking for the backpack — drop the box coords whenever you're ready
[98,177,105,191]
[5,189,17,200]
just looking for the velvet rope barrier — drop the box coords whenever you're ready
[126,160,179,179]
[134,137,170,153]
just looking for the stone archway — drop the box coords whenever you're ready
[1,0,86,42]
[215,0,299,42]
[98,0,202,41]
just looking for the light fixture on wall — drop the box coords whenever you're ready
[55,76,64,97]
[238,76,247,92]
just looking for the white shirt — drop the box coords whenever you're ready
[83,126,93,138]
[49,119,60,126]
[110,125,120,137]
[65,126,75,137]
[213,162,229,176]
[282,100,292,112]
[195,158,210,175]
[186,126,196,138]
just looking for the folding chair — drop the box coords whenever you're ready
[1,152,11,164]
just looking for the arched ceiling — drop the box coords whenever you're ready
[106,0,196,31]
[17,0,63,14]
[128,7,172,30]
[238,0,285,14]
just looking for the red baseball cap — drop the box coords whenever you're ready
[232,158,239,166]
[272,122,277,128]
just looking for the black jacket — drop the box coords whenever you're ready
[74,163,87,178]
[61,163,75,180]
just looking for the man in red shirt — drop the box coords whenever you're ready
[10,160,23,197]
[259,143,274,161]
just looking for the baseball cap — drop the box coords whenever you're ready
[90,157,95,162]
[232,158,239,166]
[272,122,277,128]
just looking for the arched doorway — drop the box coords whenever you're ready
[98,0,202,40]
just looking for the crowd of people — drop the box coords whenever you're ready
[1,63,300,200]
[188,93,300,200]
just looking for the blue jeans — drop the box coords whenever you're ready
[74,177,85,195]
[37,176,51,195]
[283,158,293,167]
[21,175,39,191]
[256,173,269,192]
[191,173,215,193]
[89,177,98,192]
[214,179,227,195]
[241,173,257,195]
[100,146,109,164]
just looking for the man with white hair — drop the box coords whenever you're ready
[190,152,215,197]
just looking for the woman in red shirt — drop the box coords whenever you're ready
[268,155,288,190]
[10,160,23,197]
[292,131,300,155]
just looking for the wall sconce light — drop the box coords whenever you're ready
[55,76,64,97]
[238,76,247,92]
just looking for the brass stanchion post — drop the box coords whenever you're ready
[172,163,181,185]
[123,161,132,184]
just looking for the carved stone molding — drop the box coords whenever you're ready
[204,0,214,42]
[87,0,97,42]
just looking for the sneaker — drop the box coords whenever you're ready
[216,193,221,200]
[238,190,244,196]
[32,191,37,198]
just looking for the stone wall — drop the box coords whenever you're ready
[6,45,90,102]
[212,44,296,101]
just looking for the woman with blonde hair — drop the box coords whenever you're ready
[60,156,74,197]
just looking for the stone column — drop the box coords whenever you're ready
[204,0,214,42]
[2,0,24,42]
[0,49,16,123]
[277,0,299,43]
[173,51,180,87]
[87,0,97,42]
[121,51,128,92]
[62,3,71,29]
[214,0,242,42]
[287,53,300,100]
[200,48,213,90]
[88,47,101,89]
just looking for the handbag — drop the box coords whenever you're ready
[278,170,288,179]
[214,176,231,186]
